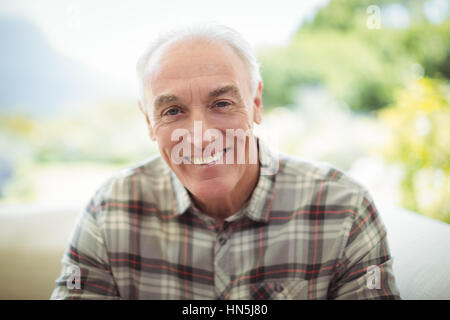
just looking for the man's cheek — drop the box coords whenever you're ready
[154,124,174,144]
[218,113,252,131]
[151,122,163,137]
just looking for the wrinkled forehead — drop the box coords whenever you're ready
[152,63,236,82]
[143,39,249,88]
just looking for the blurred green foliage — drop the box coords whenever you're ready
[259,0,450,112]
[257,0,450,223]
[379,78,450,223]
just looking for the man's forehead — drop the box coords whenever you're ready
[142,38,252,104]
[151,62,237,81]
[145,39,246,80]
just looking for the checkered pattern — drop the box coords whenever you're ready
[50,138,401,300]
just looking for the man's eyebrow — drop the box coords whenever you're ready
[153,94,180,110]
[208,85,242,100]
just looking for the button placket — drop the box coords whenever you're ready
[213,227,232,298]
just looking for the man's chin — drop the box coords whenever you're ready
[170,163,240,200]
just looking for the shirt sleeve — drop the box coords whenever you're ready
[50,187,120,300]
[328,190,401,300]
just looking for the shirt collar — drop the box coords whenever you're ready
[168,136,279,223]
[245,137,279,223]
[169,167,191,216]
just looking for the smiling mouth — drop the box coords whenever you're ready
[184,147,232,165]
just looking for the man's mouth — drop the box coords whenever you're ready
[184,147,232,165]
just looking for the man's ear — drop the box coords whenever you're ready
[253,81,263,124]
[138,100,156,141]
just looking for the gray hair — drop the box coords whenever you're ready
[136,24,262,110]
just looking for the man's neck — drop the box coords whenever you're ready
[191,161,260,225]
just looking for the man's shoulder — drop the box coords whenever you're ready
[275,154,380,230]
[88,154,170,207]
[115,154,168,180]
[279,153,361,184]
[278,153,370,198]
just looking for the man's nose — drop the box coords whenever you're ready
[184,108,215,151]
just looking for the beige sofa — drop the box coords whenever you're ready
[0,204,449,299]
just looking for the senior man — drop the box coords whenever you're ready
[51,24,400,300]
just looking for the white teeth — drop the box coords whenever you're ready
[191,149,225,165]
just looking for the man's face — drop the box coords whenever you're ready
[140,39,263,200]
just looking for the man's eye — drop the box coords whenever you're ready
[164,107,180,116]
[214,101,231,108]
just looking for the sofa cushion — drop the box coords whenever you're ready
[379,205,450,300]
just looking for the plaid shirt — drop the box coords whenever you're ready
[51,138,401,300]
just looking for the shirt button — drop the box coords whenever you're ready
[218,236,227,245]
[274,283,284,293]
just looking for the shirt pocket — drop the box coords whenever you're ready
[250,279,309,300]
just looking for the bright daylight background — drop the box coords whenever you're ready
[0,0,449,299]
